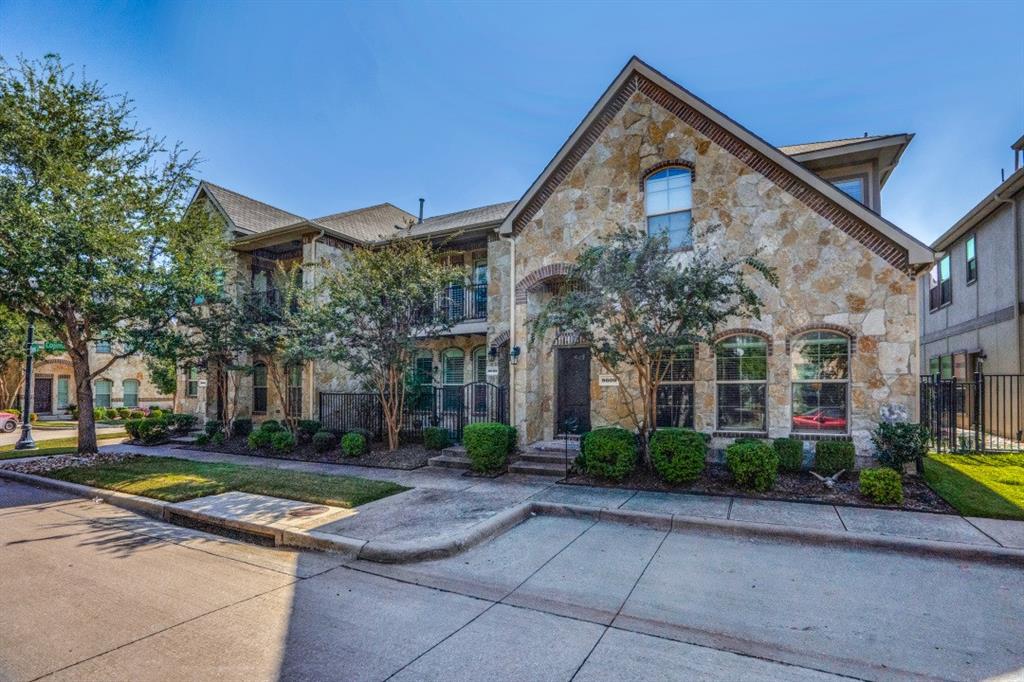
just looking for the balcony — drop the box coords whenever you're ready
[414,282,488,335]
[242,288,288,322]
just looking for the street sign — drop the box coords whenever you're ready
[30,341,65,353]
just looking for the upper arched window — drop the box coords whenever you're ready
[645,167,693,250]
[790,331,850,434]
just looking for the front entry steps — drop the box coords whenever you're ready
[427,441,579,478]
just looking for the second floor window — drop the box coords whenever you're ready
[253,363,268,414]
[928,255,951,311]
[966,235,977,285]
[831,177,865,204]
[645,167,693,250]
[186,367,199,398]
[95,338,111,354]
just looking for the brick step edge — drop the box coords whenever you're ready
[3,468,1022,568]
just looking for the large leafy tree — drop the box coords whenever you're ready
[309,234,461,450]
[530,226,778,463]
[0,55,223,452]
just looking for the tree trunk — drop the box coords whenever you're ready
[72,350,97,454]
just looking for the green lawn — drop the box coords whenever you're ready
[923,453,1024,520]
[47,455,407,507]
[0,431,128,459]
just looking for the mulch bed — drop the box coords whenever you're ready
[566,463,955,513]
[184,436,432,470]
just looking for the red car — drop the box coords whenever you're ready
[0,411,18,433]
[792,408,847,431]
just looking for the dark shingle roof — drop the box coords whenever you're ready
[406,201,516,238]
[313,204,418,242]
[201,182,304,234]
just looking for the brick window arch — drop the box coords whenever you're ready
[515,262,574,304]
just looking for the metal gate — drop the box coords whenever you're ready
[920,373,1024,453]
[320,381,508,443]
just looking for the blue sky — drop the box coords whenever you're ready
[2,0,1022,243]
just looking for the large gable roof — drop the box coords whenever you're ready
[313,203,418,242]
[406,201,516,239]
[198,181,304,234]
[498,57,933,273]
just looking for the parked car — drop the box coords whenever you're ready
[0,411,18,433]
[792,408,847,431]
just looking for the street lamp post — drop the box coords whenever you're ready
[14,314,36,450]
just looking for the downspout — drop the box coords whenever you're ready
[499,231,516,430]
[307,229,326,419]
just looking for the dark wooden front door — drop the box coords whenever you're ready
[34,376,53,414]
[556,347,591,434]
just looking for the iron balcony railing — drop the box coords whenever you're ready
[414,282,488,326]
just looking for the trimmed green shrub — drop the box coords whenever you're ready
[148,408,164,419]
[129,410,145,419]
[725,441,778,491]
[312,430,338,453]
[194,433,211,446]
[270,430,296,452]
[733,436,764,446]
[117,408,132,419]
[124,418,144,440]
[871,422,929,471]
[248,428,272,449]
[649,428,706,484]
[341,432,367,457]
[859,467,903,505]
[69,405,78,419]
[211,431,226,446]
[93,408,106,420]
[297,420,321,443]
[463,422,515,473]
[579,427,637,481]
[168,414,197,433]
[423,426,450,451]
[815,441,855,476]
[136,417,169,444]
[260,420,283,433]
[204,419,223,436]
[773,438,804,472]
[231,418,253,438]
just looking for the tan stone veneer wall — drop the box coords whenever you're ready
[513,90,918,463]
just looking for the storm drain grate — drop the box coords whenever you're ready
[165,511,277,547]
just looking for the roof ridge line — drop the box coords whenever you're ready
[200,180,305,219]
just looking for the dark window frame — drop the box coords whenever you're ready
[654,346,695,429]
[252,363,268,415]
[965,234,977,286]
[928,254,952,312]
[643,166,695,252]
[715,334,769,433]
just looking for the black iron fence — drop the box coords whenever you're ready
[319,381,508,443]
[921,373,1024,453]
[413,283,488,326]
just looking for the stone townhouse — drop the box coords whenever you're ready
[178,57,933,464]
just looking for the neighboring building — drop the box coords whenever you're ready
[179,57,933,464]
[919,138,1024,379]
[30,345,172,416]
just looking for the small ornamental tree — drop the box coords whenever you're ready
[307,233,461,450]
[0,306,55,409]
[530,226,777,464]
[0,55,224,453]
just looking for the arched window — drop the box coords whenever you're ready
[716,334,768,431]
[122,379,139,408]
[253,363,268,414]
[441,349,465,411]
[94,379,113,409]
[645,167,693,249]
[790,331,850,433]
[654,345,695,428]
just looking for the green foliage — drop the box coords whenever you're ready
[145,355,178,396]
[579,427,637,481]
[247,428,272,449]
[231,418,253,438]
[115,408,130,419]
[725,441,778,491]
[312,430,338,453]
[815,441,855,476]
[649,428,706,484]
[149,408,164,419]
[6,407,20,419]
[193,433,210,446]
[463,422,515,474]
[307,235,462,450]
[166,413,197,433]
[0,55,226,453]
[124,419,143,440]
[204,419,223,436]
[129,410,145,419]
[871,422,930,471]
[297,419,322,442]
[270,430,296,452]
[260,420,283,433]
[528,227,776,462]
[211,431,226,446]
[733,437,764,446]
[69,405,79,419]
[859,467,903,505]
[423,426,450,451]
[29,412,38,422]
[136,416,169,445]
[341,432,367,457]
[93,408,105,420]
[773,438,804,472]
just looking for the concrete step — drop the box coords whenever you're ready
[507,460,567,477]
[516,450,574,464]
[168,435,199,445]
[427,453,472,470]
[555,433,582,441]
[528,439,582,453]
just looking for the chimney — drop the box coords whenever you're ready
[1012,133,1024,171]
[418,198,424,224]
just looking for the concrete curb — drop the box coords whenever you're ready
[4,468,1023,566]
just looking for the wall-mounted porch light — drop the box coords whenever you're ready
[510,346,521,365]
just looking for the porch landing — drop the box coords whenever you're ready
[428,437,580,477]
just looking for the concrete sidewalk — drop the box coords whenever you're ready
[3,442,1024,562]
